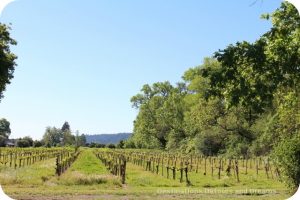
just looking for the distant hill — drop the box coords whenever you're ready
[85,133,132,144]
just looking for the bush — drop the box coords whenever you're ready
[124,139,136,148]
[89,142,105,148]
[272,134,300,190]
[33,140,44,147]
[89,142,96,148]
[195,130,224,156]
[106,143,116,149]
[16,139,30,147]
[117,140,124,148]
[0,135,6,147]
[96,143,106,148]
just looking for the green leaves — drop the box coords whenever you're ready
[128,4,300,189]
[0,118,11,138]
[202,2,300,116]
[0,23,17,101]
[272,133,300,190]
[130,81,186,149]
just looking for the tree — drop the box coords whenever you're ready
[22,136,33,146]
[79,134,86,146]
[202,2,300,119]
[195,128,224,156]
[74,130,80,149]
[198,2,300,188]
[96,143,106,148]
[62,130,75,146]
[74,131,86,147]
[61,121,74,145]
[0,118,11,138]
[61,121,70,132]
[42,127,62,147]
[130,81,187,149]
[33,140,44,147]
[0,135,6,147]
[16,140,30,147]
[0,23,17,101]
[106,143,116,149]
[117,140,124,148]
[16,136,33,148]
[89,142,105,148]
[89,142,96,148]
[42,124,85,147]
[127,2,300,190]
[273,134,300,190]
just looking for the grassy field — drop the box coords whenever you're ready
[0,148,292,200]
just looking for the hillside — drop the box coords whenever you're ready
[85,133,132,144]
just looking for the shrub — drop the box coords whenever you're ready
[0,135,6,147]
[16,139,30,147]
[272,134,300,190]
[195,130,224,156]
[106,143,116,149]
[33,140,44,147]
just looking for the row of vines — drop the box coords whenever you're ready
[55,148,80,176]
[0,147,80,176]
[95,149,282,185]
[94,150,126,183]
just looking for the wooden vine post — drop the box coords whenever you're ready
[235,159,240,182]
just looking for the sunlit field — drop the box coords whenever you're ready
[0,148,292,200]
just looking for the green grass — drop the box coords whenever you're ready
[56,149,122,186]
[67,149,108,175]
[126,163,185,187]
[123,155,286,190]
[0,158,56,185]
[0,148,293,200]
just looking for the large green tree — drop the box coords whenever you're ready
[16,136,33,147]
[0,118,11,138]
[0,118,11,147]
[199,2,299,188]
[42,127,63,147]
[127,1,300,189]
[0,23,17,100]
[202,2,300,118]
[61,121,75,145]
[61,121,70,132]
[129,81,186,149]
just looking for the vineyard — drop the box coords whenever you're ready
[0,147,290,200]
[94,149,282,185]
[0,0,298,199]
[0,147,80,181]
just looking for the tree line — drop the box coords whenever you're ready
[0,118,123,148]
[0,1,299,190]
[126,2,300,190]
[0,119,86,148]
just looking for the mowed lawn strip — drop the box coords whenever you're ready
[57,149,121,186]
[68,149,108,175]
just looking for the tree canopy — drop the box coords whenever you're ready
[126,2,300,189]
[0,23,17,101]
[0,118,11,138]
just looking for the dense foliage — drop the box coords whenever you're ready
[0,118,11,147]
[0,23,17,101]
[42,122,86,147]
[127,2,300,189]
[0,118,11,138]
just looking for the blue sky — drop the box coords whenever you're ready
[0,0,282,139]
